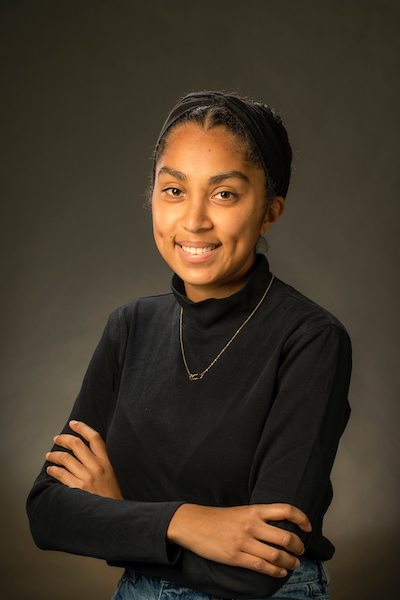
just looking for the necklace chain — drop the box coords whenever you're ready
[179,274,275,381]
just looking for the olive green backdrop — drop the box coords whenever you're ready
[1,1,399,598]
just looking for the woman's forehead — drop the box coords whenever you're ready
[161,122,248,162]
[156,125,265,187]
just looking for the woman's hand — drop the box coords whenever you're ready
[166,503,311,578]
[46,420,124,500]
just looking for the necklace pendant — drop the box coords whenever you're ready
[189,372,204,381]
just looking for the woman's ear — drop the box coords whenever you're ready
[260,196,285,235]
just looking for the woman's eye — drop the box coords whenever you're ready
[164,187,183,197]
[214,191,235,200]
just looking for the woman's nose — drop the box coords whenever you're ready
[180,197,212,233]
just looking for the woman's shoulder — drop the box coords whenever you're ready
[95,292,177,358]
[271,276,350,339]
[107,291,176,329]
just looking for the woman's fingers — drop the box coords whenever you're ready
[244,537,300,572]
[50,421,107,467]
[46,462,82,488]
[238,505,308,556]
[256,521,305,556]
[51,433,99,472]
[68,420,108,458]
[259,503,312,533]
[233,551,289,578]
[46,449,87,479]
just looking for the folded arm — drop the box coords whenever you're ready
[45,419,310,577]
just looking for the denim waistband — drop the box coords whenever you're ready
[112,556,330,600]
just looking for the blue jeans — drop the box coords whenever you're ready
[111,556,330,599]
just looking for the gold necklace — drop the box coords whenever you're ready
[179,274,275,381]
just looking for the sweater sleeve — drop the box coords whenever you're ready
[228,322,351,596]
[249,322,352,527]
[26,308,183,565]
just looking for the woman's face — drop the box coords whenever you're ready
[152,123,284,302]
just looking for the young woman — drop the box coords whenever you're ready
[27,91,351,600]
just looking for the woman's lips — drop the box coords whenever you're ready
[176,243,221,261]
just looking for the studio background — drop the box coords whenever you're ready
[1,1,399,599]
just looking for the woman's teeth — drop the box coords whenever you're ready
[181,245,215,255]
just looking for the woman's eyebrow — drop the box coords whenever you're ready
[158,167,186,181]
[208,171,249,185]
[158,167,249,185]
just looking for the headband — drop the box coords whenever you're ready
[153,91,291,198]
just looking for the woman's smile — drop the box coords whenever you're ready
[177,242,221,262]
[179,244,217,255]
[151,123,284,302]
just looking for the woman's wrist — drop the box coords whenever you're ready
[166,503,199,546]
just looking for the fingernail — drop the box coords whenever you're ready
[294,558,300,569]
[306,523,312,532]
[45,452,50,459]
[70,420,79,425]
[53,435,59,443]
[279,569,287,577]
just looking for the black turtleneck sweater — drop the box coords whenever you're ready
[27,255,351,599]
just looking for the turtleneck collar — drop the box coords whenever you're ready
[170,254,273,330]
